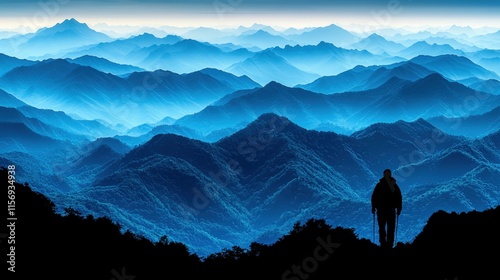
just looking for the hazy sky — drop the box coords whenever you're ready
[1,0,500,31]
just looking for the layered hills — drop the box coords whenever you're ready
[0,18,499,261]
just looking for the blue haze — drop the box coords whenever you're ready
[0,18,499,257]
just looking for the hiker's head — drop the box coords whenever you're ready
[383,169,392,179]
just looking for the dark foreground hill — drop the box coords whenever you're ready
[2,167,498,280]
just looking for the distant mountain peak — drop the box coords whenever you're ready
[32,17,110,43]
[72,54,102,61]
[262,80,287,89]
[412,41,432,47]
[323,23,349,31]
[63,18,82,24]
[134,32,157,39]
[419,72,448,82]
[402,72,470,96]
[316,41,339,49]
[412,54,468,65]
[249,49,286,62]
[404,73,450,89]
[41,57,78,66]
[175,38,214,50]
[228,112,298,138]
[352,118,441,139]
[366,33,385,40]
[252,29,271,35]
[52,18,90,31]
[253,112,287,124]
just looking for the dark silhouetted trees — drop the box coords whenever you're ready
[2,166,498,280]
[1,167,201,280]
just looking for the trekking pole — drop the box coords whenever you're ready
[395,211,399,245]
[373,211,376,244]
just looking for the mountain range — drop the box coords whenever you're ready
[5,167,498,280]
[1,18,499,258]
[3,112,499,256]
[175,74,500,136]
[0,58,260,127]
[0,18,113,59]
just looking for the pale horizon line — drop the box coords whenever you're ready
[1,17,499,37]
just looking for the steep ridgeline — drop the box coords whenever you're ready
[4,166,499,280]
[41,113,500,257]
[0,59,260,127]
[175,75,500,136]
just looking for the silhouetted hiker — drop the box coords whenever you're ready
[371,169,402,249]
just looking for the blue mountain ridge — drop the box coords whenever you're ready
[396,41,465,60]
[131,39,254,73]
[13,113,497,257]
[175,74,500,137]
[410,54,500,80]
[270,41,404,77]
[0,53,37,76]
[350,33,406,55]
[63,33,183,64]
[16,105,119,139]
[1,18,499,261]
[226,49,320,86]
[285,23,360,47]
[297,60,434,94]
[0,106,87,143]
[8,18,113,58]
[464,78,500,95]
[297,54,497,94]
[0,59,262,127]
[0,88,27,108]
[427,105,500,138]
[66,55,145,76]
[0,122,63,154]
[3,167,499,279]
[231,29,296,49]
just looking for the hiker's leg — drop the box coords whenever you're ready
[377,214,387,246]
[386,211,396,248]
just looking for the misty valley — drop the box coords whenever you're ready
[1,18,500,258]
